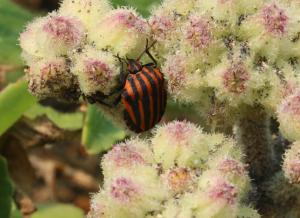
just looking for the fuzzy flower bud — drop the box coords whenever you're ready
[71,46,120,96]
[162,52,211,103]
[184,16,213,51]
[103,172,166,218]
[101,139,155,180]
[148,13,176,42]
[161,167,197,195]
[277,89,300,141]
[177,177,239,218]
[206,57,262,106]
[59,0,112,30]
[151,121,209,170]
[88,8,149,57]
[283,141,300,184]
[211,157,251,199]
[20,13,85,60]
[26,57,80,101]
[261,3,288,36]
[222,62,250,95]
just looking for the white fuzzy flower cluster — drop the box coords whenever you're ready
[147,0,300,134]
[20,0,149,101]
[151,0,300,108]
[20,0,300,140]
[88,121,258,218]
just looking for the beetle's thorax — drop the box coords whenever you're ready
[127,59,142,74]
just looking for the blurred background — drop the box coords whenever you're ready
[0,0,202,217]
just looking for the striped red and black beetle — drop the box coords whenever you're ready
[86,40,167,133]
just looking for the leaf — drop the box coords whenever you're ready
[10,203,22,218]
[82,105,126,154]
[111,0,161,17]
[0,0,35,65]
[0,156,14,218]
[31,203,84,218]
[0,80,37,135]
[24,104,83,131]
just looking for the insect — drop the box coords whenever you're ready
[87,40,167,133]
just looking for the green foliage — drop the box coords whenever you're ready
[82,105,126,154]
[111,0,161,16]
[0,0,35,65]
[0,156,14,218]
[25,104,83,131]
[31,203,84,218]
[0,80,37,135]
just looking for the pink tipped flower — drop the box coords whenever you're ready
[208,180,238,205]
[283,142,300,184]
[149,15,175,41]
[222,62,250,94]
[163,54,187,94]
[280,91,300,115]
[261,3,288,35]
[104,143,146,168]
[285,160,300,183]
[163,167,195,193]
[218,158,246,176]
[43,15,84,46]
[282,81,298,98]
[165,120,197,147]
[26,57,79,100]
[110,177,140,203]
[89,8,149,56]
[113,10,147,33]
[185,16,212,50]
[277,90,300,141]
[84,59,113,88]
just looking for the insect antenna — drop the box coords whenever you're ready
[136,39,157,61]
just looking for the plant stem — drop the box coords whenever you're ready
[236,106,275,184]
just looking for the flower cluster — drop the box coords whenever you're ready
[20,0,149,102]
[20,0,300,135]
[88,121,257,218]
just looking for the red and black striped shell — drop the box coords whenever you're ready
[121,63,167,133]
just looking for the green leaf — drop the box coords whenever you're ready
[82,105,126,154]
[0,80,37,135]
[10,203,22,218]
[24,104,83,131]
[0,156,14,218]
[111,0,161,17]
[0,0,35,65]
[31,203,84,218]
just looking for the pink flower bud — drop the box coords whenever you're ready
[89,8,149,56]
[26,57,79,100]
[222,62,250,94]
[184,16,212,50]
[164,120,197,146]
[261,3,288,35]
[283,142,300,184]
[162,167,196,194]
[110,177,140,203]
[277,90,300,141]
[104,143,146,168]
[217,158,246,176]
[163,54,187,95]
[208,180,238,205]
[43,15,84,47]
[149,14,175,41]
